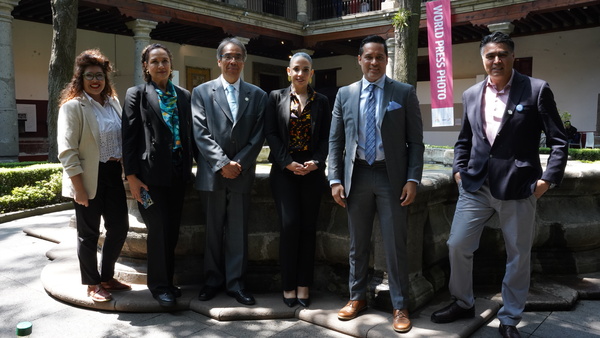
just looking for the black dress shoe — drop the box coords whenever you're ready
[198,285,220,301]
[153,292,176,307]
[430,301,475,323]
[171,286,182,298]
[227,289,256,305]
[499,324,521,338]
[283,296,297,307]
[297,297,310,307]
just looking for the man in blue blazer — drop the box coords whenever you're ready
[192,38,267,306]
[431,32,568,338]
[328,35,424,333]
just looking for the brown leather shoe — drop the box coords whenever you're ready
[337,300,368,320]
[101,278,132,291]
[393,309,412,333]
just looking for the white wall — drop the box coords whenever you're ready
[417,27,600,145]
[13,20,599,147]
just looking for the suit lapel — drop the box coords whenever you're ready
[349,81,361,136]
[144,83,170,130]
[380,77,393,126]
[279,87,291,127]
[309,88,318,135]
[499,71,525,133]
[79,96,100,146]
[473,80,487,141]
[236,80,250,123]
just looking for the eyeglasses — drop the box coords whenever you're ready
[83,72,105,81]
[220,53,244,62]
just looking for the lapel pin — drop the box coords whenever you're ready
[507,110,513,115]
[245,97,249,101]
[516,104,523,112]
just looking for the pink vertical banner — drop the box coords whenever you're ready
[427,0,454,127]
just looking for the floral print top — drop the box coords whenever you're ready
[288,87,316,153]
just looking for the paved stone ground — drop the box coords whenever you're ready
[2,209,600,337]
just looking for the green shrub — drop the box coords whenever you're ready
[0,164,63,196]
[539,147,600,161]
[0,161,46,169]
[0,164,68,213]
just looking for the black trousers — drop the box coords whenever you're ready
[270,162,326,291]
[74,161,128,285]
[138,172,185,295]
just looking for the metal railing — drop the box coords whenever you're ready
[310,0,382,20]
[221,0,382,21]
[246,0,297,20]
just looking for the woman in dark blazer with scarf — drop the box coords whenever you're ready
[122,43,194,307]
[264,52,331,307]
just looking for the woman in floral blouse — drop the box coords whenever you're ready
[264,52,331,307]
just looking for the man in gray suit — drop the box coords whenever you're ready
[430,32,567,338]
[192,38,267,306]
[328,35,424,333]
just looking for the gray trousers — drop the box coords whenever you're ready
[346,161,409,310]
[202,189,249,292]
[448,181,537,326]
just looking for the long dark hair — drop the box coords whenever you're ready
[59,49,115,106]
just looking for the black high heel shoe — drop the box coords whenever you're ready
[283,296,298,307]
[297,297,310,307]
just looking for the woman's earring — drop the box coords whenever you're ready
[287,75,291,82]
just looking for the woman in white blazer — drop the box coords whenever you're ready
[57,49,130,302]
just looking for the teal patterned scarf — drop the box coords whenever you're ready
[154,81,181,150]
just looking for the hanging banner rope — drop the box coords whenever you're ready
[427,0,454,127]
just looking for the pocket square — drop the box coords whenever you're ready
[387,101,402,111]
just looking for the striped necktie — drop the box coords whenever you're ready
[365,84,376,165]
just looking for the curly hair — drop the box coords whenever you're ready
[59,49,115,106]
[141,43,174,83]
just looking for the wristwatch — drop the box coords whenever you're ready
[544,180,556,189]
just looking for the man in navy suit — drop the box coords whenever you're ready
[430,32,568,338]
[328,35,424,333]
[192,38,266,306]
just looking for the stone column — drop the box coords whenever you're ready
[0,0,21,161]
[386,37,396,79]
[126,19,158,86]
[487,22,515,35]
[297,0,308,22]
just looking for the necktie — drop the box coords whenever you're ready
[365,84,377,165]
[226,84,238,119]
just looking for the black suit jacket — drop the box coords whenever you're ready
[264,87,331,171]
[453,71,568,200]
[122,82,194,186]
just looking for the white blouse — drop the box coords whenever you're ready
[84,92,122,162]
